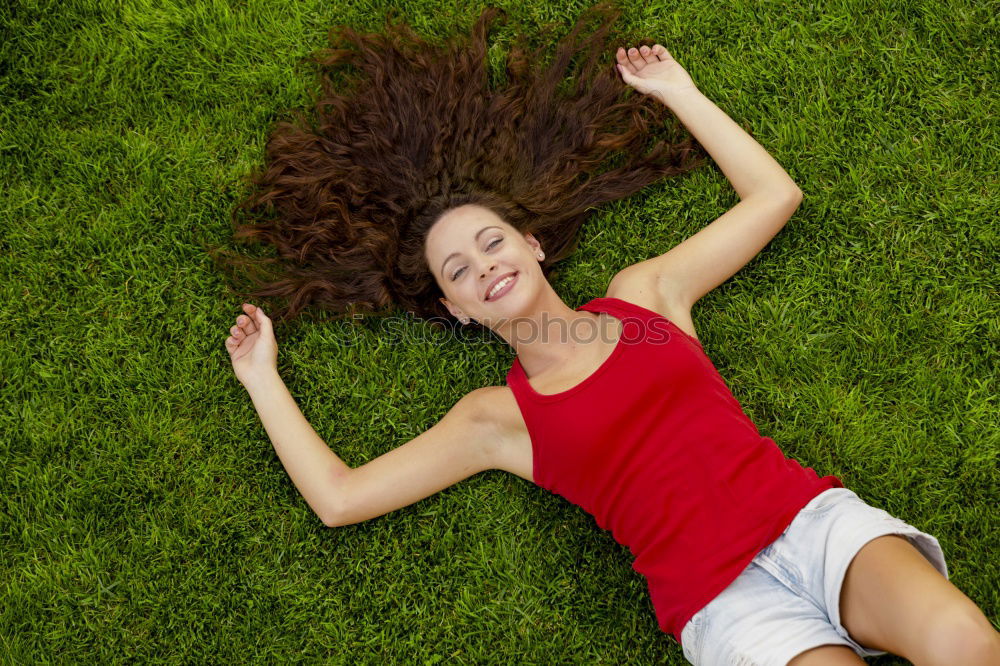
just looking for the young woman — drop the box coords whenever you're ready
[216,5,999,664]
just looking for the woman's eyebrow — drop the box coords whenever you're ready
[440,225,502,276]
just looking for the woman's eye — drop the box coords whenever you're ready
[451,238,502,281]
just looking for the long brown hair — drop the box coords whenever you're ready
[207,2,706,331]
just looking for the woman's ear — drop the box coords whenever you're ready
[439,297,466,321]
[524,232,542,254]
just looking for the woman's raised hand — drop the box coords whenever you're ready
[615,44,698,106]
[225,303,278,387]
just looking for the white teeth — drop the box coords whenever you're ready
[487,275,514,300]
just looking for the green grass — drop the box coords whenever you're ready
[2,0,997,662]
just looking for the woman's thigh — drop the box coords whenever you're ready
[752,487,950,659]
[680,487,953,665]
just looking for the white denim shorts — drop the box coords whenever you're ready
[679,487,949,666]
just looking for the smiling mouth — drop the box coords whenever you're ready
[485,272,518,301]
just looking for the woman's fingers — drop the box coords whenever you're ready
[242,303,264,334]
[617,44,669,72]
[227,304,267,353]
[628,47,643,68]
[236,314,257,336]
[616,47,633,72]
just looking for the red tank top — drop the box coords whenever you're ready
[505,296,843,644]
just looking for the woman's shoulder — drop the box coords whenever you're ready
[461,386,530,451]
[603,275,701,343]
[461,386,533,482]
[462,385,524,429]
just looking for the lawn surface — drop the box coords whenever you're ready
[2,0,996,662]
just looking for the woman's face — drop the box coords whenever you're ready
[424,204,542,326]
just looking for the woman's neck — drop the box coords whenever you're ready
[494,292,605,377]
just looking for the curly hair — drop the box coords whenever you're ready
[207,1,706,331]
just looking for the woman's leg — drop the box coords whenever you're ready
[839,534,1000,665]
[787,644,865,665]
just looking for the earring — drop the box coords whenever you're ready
[537,252,544,259]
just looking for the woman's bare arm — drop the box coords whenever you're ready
[616,44,798,197]
[663,87,798,197]
[246,375,497,528]
[328,388,498,527]
[244,371,353,526]
[228,306,497,529]
[611,45,802,308]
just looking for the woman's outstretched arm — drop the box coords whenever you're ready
[611,45,803,309]
[659,87,799,198]
[226,303,497,528]
[243,370,353,526]
[227,304,352,525]
[245,375,497,528]
[617,44,799,197]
